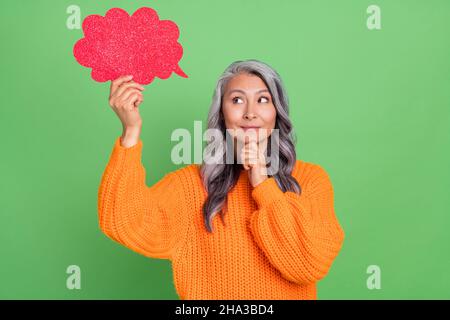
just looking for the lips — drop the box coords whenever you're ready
[240,126,260,131]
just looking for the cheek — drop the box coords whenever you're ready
[260,105,277,127]
[222,104,242,127]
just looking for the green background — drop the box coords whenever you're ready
[1,0,449,299]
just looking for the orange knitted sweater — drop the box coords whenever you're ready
[98,136,345,300]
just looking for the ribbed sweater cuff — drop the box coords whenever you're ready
[111,136,143,162]
[251,177,285,207]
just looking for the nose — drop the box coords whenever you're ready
[243,113,256,120]
[243,101,257,120]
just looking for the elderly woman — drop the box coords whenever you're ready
[98,59,345,300]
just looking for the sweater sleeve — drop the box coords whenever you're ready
[97,136,186,260]
[249,164,345,285]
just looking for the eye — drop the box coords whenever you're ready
[259,96,270,103]
[232,96,243,104]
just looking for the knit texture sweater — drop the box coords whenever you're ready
[98,136,345,300]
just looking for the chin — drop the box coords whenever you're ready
[233,130,271,143]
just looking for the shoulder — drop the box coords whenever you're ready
[292,159,333,194]
[166,163,205,194]
[292,159,328,179]
[169,163,201,179]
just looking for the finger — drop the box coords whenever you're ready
[110,75,133,96]
[244,149,261,169]
[124,93,141,110]
[258,137,268,152]
[249,139,265,157]
[240,149,249,169]
[242,148,257,157]
[114,81,145,99]
[134,96,143,108]
[247,153,258,167]
[244,133,256,144]
[242,151,257,168]
[245,130,258,143]
[243,162,249,170]
[119,88,143,103]
[243,142,257,156]
[242,135,248,147]
[243,139,257,149]
[131,93,144,108]
[249,141,258,151]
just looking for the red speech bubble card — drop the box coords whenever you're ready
[73,7,188,85]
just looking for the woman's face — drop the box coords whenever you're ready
[222,72,277,144]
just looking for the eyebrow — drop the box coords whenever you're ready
[227,89,270,95]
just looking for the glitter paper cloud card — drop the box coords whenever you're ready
[73,7,188,85]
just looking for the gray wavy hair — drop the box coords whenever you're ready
[200,59,301,233]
